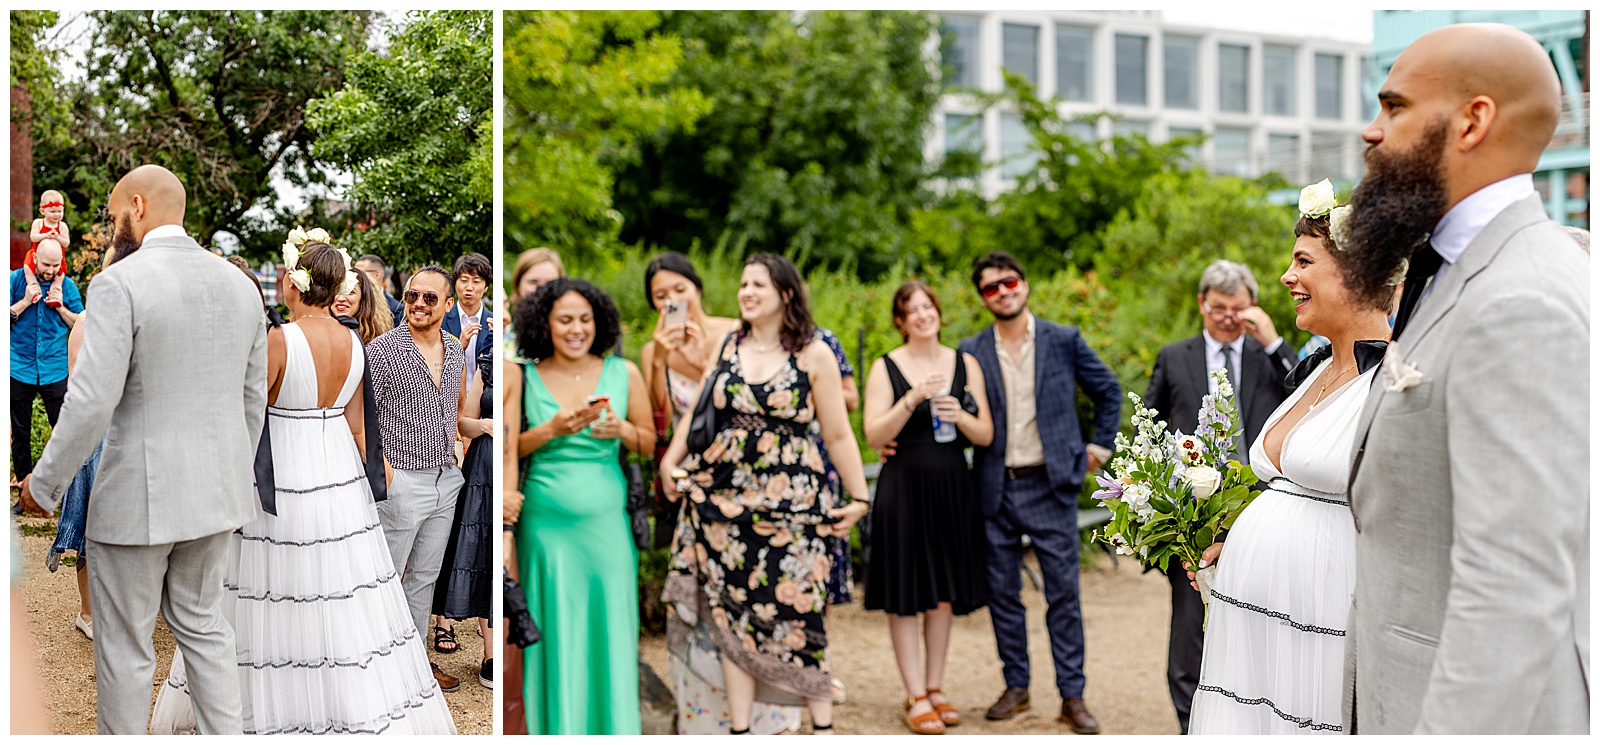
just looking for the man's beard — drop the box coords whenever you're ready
[109,213,140,264]
[991,306,1024,321]
[1345,117,1451,308]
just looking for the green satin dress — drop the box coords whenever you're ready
[519,356,641,734]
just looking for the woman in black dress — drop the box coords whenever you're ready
[433,326,496,687]
[862,281,993,735]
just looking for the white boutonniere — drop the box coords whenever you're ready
[1382,343,1424,393]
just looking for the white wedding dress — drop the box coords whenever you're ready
[150,323,456,735]
[1187,359,1376,735]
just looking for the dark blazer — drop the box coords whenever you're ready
[958,316,1122,517]
[1144,334,1297,452]
[441,303,488,344]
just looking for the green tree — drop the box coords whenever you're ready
[992,72,1202,275]
[33,11,371,254]
[614,10,943,277]
[503,10,709,258]
[10,11,72,155]
[307,10,492,269]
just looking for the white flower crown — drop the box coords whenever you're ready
[281,226,357,296]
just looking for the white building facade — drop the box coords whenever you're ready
[933,10,1373,197]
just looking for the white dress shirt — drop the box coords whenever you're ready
[1422,174,1536,302]
[140,223,188,244]
[456,303,485,376]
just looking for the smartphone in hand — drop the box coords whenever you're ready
[663,299,688,327]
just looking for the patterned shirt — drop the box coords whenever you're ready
[365,325,465,470]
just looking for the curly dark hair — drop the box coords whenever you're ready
[970,250,1027,289]
[740,253,815,354]
[295,242,348,308]
[514,277,622,362]
[1293,207,1396,313]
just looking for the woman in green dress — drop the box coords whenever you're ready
[504,278,656,734]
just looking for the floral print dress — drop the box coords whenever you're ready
[665,339,843,703]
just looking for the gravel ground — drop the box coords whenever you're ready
[640,551,1182,735]
[12,510,494,735]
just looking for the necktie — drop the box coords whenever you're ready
[1220,345,1246,464]
[1390,244,1445,342]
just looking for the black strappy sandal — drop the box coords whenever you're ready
[433,624,459,654]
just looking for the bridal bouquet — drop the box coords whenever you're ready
[1092,369,1259,604]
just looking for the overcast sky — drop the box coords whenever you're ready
[1163,7,1373,44]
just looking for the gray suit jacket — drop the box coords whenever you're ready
[30,234,268,546]
[1343,195,1590,733]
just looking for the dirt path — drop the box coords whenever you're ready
[640,552,1182,735]
[12,511,493,735]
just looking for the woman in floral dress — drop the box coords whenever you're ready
[660,253,870,735]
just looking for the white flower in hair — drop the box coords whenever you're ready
[1328,204,1353,251]
[287,268,312,293]
[340,270,358,296]
[287,227,309,246]
[1298,178,1337,218]
[282,243,300,271]
[305,227,331,244]
[1388,257,1410,286]
[335,246,353,272]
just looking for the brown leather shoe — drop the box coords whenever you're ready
[432,662,461,692]
[985,686,1030,720]
[1060,698,1100,734]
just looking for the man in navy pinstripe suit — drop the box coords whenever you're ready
[957,251,1121,734]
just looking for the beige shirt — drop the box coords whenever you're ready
[997,313,1044,468]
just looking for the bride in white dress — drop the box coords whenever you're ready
[151,242,455,735]
[1187,199,1399,735]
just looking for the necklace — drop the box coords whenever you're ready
[550,357,599,381]
[299,313,334,320]
[1311,362,1359,407]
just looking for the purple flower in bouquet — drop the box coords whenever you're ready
[1093,472,1124,506]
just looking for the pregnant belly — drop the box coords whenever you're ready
[525,460,625,523]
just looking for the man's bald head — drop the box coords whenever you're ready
[108,165,187,245]
[34,238,64,281]
[1383,23,1562,173]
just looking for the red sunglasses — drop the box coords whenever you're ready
[980,276,1021,298]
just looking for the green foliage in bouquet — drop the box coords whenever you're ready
[1092,369,1259,573]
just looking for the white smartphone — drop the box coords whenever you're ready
[663,299,688,327]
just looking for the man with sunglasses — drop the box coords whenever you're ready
[1142,259,1296,734]
[365,266,468,693]
[956,251,1121,734]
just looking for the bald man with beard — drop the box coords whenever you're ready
[19,165,266,734]
[1341,24,1588,734]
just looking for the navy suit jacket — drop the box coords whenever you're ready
[441,303,488,344]
[958,316,1122,517]
[385,292,404,329]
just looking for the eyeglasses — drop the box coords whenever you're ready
[980,276,1021,298]
[403,290,442,308]
[1201,301,1248,320]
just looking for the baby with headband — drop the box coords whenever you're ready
[26,190,72,308]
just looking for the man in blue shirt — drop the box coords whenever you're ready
[10,239,83,484]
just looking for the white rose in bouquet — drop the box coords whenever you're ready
[1182,465,1222,499]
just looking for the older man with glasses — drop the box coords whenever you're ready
[365,265,469,694]
[1141,258,1297,733]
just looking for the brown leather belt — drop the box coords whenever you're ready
[1005,464,1045,480]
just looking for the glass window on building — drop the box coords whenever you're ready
[942,15,981,89]
[1000,112,1039,180]
[1056,26,1094,102]
[1267,133,1301,181]
[1310,132,1350,181]
[1218,43,1250,113]
[1115,34,1148,106]
[1002,23,1039,88]
[944,113,984,156]
[1164,36,1199,110]
[1263,45,1296,117]
[1359,55,1373,122]
[1213,127,1252,176]
[1169,126,1205,162]
[1315,53,1343,120]
[1114,119,1149,138]
[1065,118,1097,143]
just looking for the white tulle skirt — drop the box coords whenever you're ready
[150,432,456,735]
[1188,481,1355,735]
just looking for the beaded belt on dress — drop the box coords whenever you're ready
[1265,477,1347,506]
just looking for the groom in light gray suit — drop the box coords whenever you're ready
[1340,25,1589,734]
[20,165,267,734]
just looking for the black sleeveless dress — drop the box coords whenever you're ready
[863,355,989,616]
